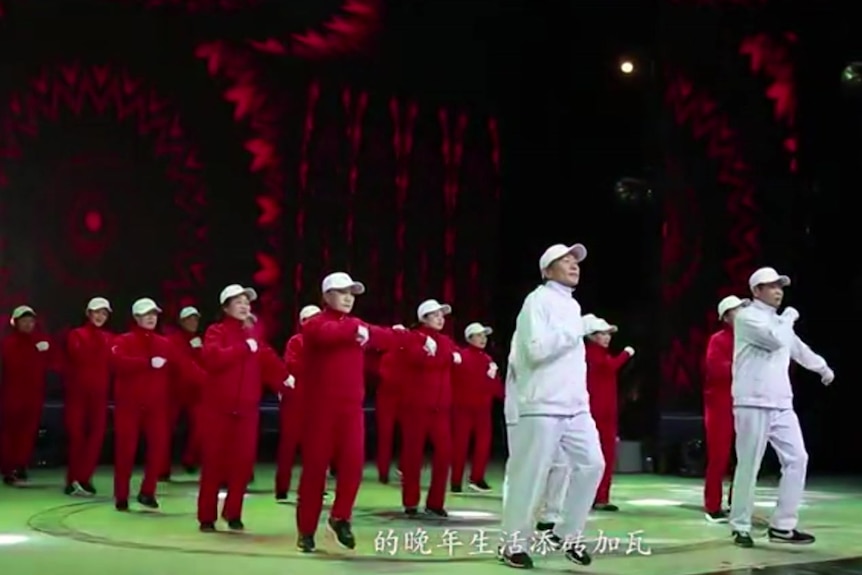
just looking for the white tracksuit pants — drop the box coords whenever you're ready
[503,424,571,524]
[501,413,604,550]
[729,406,808,533]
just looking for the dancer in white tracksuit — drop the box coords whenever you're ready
[502,351,570,546]
[500,243,604,569]
[729,267,834,548]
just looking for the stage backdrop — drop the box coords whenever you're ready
[658,0,801,410]
[0,1,500,352]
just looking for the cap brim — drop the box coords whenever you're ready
[243,288,258,302]
[439,304,452,315]
[466,327,493,338]
[326,282,365,295]
[568,243,587,262]
[88,305,112,312]
[139,306,162,315]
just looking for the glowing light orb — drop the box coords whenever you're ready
[84,210,103,233]
[620,61,634,74]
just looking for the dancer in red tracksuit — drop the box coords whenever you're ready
[376,342,407,484]
[198,284,290,532]
[112,298,204,511]
[162,306,205,478]
[275,304,319,500]
[451,322,502,493]
[0,306,53,485]
[583,314,634,511]
[400,299,459,517]
[703,295,745,522]
[295,272,404,553]
[64,297,113,496]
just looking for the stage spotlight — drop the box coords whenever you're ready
[620,60,634,74]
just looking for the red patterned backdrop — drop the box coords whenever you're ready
[659,0,799,407]
[0,1,499,346]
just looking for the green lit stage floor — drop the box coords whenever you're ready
[1,465,860,575]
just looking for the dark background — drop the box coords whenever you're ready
[0,0,859,473]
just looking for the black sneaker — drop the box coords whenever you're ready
[451,484,463,493]
[404,507,419,518]
[2,475,18,486]
[275,491,288,501]
[425,507,448,518]
[705,510,729,523]
[227,519,245,531]
[593,502,619,512]
[733,530,754,548]
[768,527,815,545]
[297,534,316,553]
[564,546,592,566]
[501,550,534,569]
[327,517,356,550]
[468,479,492,493]
[535,522,563,549]
[80,482,97,496]
[115,499,129,511]
[158,473,172,482]
[15,468,28,481]
[136,494,159,509]
[199,521,216,532]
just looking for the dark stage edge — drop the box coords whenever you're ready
[1,464,860,575]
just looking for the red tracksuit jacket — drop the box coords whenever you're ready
[0,331,52,407]
[283,333,305,402]
[66,324,113,395]
[452,346,502,408]
[400,328,456,409]
[585,341,629,419]
[704,327,733,408]
[200,318,287,414]
[168,331,204,403]
[301,309,400,408]
[378,350,406,396]
[111,327,184,409]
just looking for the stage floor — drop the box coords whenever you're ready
[1,464,860,575]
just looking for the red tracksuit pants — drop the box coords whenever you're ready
[376,391,400,479]
[594,414,617,504]
[296,404,364,535]
[163,398,202,474]
[275,397,303,494]
[65,388,108,485]
[451,405,492,486]
[113,404,169,501]
[704,403,734,513]
[0,397,43,475]
[197,409,259,523]
[401,407,451,509]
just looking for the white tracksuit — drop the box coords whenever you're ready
[500,281,604,550]
[729,300,831,533]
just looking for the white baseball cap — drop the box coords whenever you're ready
[299,305,322,321]
[539,243,587,274]
[86,297,112,313]
[583,313,617,335]
[717,295,745,319]
[132,298,161,316]
[219,284,258,305]
[748,267,790,289]
[464,322,493,339]
[179,306,200,320]
[9,305,35,326]
[417,299,452,321]
[321,272,365,295]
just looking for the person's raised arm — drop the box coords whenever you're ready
[260,344,290,394]
[734,309,794,352]
[303,316,360,347]
[517,293,579,365]
[110,335,151,375]
[283,335,303,378]
[201,325,249,372]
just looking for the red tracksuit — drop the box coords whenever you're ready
[164,330,204,473]
[376,349,405,481]
[703,326,734,513]
[111,326,202,502]
[399,328,456,510]
[451,345,502,487]
[65,323,113,486]
[198,318,287,524]
[275,331,305,496]
[0,330,52,476]
[295,309,401,535]
[585,341,631,505]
